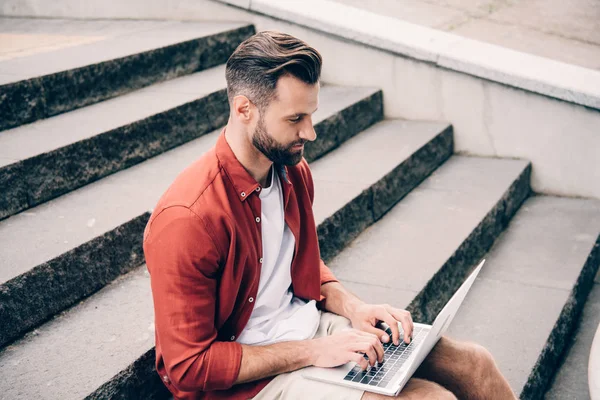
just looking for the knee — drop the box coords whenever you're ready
[429,387,457,400]
[411,381,457,400]
[470,343,496,373]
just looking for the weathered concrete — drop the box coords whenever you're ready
[216,0,600,199]
[0,267,157,400]
[1,2,597,199]
[447,196,600,398]
[0,120,450,398]
[0,84,385,347]
[330,155,531,323]
[545,283,600,399]
[313,120,453,261]
[334,0,600,70]
[0,65,229,220]
[0,18,254,131]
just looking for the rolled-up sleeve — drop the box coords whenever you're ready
[143,206,242,392]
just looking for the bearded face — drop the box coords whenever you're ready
[252,113,307,166]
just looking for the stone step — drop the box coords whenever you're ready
[0,18,254,132]
[0,119,452,399]
[0,83,385,348]
[329,156,531,323]
[546,276,600,399]
[0,71,380,221]
[446,196,600,399]
[0,65,228,220]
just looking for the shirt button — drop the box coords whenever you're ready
[249,297,254,303]
[259,258,263,263]
[255,217,261,223]
[231,335,236,341]
[241,192,246,198]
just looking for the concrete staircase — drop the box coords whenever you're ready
[0,16,598,400]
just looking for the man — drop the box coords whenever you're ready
[143,31,516,400]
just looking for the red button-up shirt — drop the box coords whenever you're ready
[143,129,339,400]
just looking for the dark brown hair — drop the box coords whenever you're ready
[225,31,322,110]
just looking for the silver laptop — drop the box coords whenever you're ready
[302,259,485,396]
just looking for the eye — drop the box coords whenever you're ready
[289,116,302,123]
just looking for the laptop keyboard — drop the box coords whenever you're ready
[342,326,426,388]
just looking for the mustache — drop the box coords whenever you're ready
[288,140,307,148]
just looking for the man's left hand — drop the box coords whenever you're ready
[348,303,414,345]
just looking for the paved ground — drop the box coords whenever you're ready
[334,0,600,70]
[0,18,164,61]
[2,1,598,69]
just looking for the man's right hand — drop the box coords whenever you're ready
[308,329,384,371]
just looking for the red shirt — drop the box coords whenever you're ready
[143,129,338,400]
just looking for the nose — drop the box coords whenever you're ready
[299,118,317,142]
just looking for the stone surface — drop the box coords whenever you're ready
[237,10,600,199]
[0,119,449,399]
[0,266,157,400]
[0,0,254,22]
[329,156,531,323]
[0,85,386,347]
[446,196,600,398]
[452,18,600,70]
[334,0,600,70]
[488,0,600,46]
[312,120,452,261]
[32,88,229,203]
[0,65,227,166]
[0,19,254,131]
[86,348,171,400]
[0,213,149,349]
[0,161,27,220]
[0,83,380,221]
[306,89,383,163]
[0,84,382,284]
[247,0,600,110]
[546,283,600,399]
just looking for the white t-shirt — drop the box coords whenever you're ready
[236,166,320,346]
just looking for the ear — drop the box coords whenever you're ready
[232,95,254,125]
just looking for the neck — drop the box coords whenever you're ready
[225,120,273,188]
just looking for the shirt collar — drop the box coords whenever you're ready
[216,128,290,202]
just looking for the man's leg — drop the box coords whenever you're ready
[414,336,516,400]
[361,378,457,399]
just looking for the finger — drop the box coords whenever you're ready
[359,326,386,361]
[387,308,414,344]
[362,343,378,367]
[351,352,369,371]
[364,325,391,344]
[350,339,378,367]
[375,307,401,346]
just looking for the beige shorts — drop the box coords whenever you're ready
[251,311,365,400]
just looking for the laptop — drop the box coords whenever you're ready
[302,259,486,396]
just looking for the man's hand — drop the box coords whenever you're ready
[348,303,414,346]
[308,329,384,370]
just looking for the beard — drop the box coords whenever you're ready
[252,115,306,166]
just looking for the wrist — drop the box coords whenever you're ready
[342,297,364,319]
[303,338,319,366]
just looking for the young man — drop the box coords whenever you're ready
[143,31,516,400]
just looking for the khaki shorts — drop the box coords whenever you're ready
[252,311,365,400]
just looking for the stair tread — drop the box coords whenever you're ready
[0,18,248,84]
[446,196,600,395]
[331,156,530,293]
[0,85,380,284]
[0,119,448,399]
[0,65,227,167]
[0,79,376,167]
